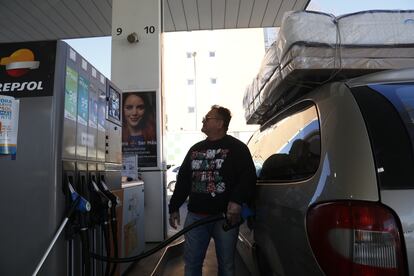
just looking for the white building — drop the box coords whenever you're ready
[163,28,267,164]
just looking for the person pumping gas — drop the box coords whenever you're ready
[168,105,257,276]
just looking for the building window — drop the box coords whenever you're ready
[188,107,195,113]
[187,79,194,85]
[186,52,192,58]
[210,78,217,84]
[209,51,215,57]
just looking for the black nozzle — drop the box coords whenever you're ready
[96,177,120,208]
[222,218,244,232]
[222,204,254,231]
[88,176,112,226]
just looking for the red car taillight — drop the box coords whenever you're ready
[306,201,407,276]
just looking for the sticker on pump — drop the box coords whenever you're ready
[0,95,19,159]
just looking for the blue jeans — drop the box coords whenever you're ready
[183,212,239,276]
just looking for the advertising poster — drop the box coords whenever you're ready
[88,86,98,129]
[64,66,78,121]
[0,95,19,159]
[122,91,157,167]
[97,89,106,132]
[77,75,89,126]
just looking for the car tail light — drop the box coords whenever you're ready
[306,201,407,276]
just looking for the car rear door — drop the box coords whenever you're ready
[351,83,414,275]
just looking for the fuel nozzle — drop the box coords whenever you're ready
[222,216,243,232]
[222,204,254,232]
[68,182,91,213]
[88,176,113,227]
[90,179,112,211]
[97,179,120,208]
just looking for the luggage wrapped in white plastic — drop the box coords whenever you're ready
[244,10,414,124]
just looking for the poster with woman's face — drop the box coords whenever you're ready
[122,91,157,167]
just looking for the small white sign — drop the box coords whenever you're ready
[0,95,20,158]
[122,153,139,180]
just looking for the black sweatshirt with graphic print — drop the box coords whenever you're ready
[168,135,257,215]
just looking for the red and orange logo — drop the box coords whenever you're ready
[0,49,39,77]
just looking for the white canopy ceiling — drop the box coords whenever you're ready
[0,0,309,43]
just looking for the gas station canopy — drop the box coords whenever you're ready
[0,0,309,43]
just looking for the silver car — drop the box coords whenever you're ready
[237,68,414,276]
[166,164,180,196]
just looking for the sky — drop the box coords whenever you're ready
[64,36,112,78]
[65,0,414,79]
[308,0,414,15]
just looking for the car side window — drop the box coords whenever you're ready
[248,102,321,181]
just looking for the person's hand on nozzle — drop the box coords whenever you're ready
[226,201,242,226]
[169,211,180,229]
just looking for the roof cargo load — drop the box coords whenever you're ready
[244,10,414,124]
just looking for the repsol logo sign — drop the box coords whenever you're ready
[0,41,56,98]
[0,81,44,92]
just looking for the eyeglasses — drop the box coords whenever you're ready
[202,116,220,122]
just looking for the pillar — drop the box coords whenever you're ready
[111,0,164,242]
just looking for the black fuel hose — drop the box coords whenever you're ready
[90,213,226,263]
[109,215,119,276]
[80,229,91,276]
[102,223,111,276]
[96,179,120,275]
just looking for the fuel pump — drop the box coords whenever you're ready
[0,41,124,275]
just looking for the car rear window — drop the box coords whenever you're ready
[351,83,414,189]
[248,101,321,182]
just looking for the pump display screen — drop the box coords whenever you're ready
[108,87,120,122]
